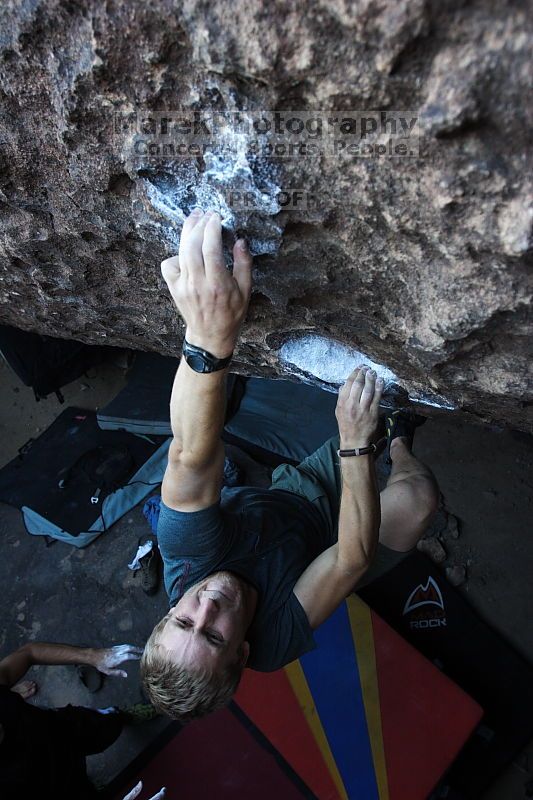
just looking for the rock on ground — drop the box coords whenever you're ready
[0,0,531,429]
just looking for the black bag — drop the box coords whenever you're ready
[57,445,136,505]
[0,408,167,546]
[0,324,108,402]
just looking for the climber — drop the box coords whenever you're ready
[140,209,438,721]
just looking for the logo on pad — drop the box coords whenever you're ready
[403,577,447,630]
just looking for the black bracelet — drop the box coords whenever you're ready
[337,437,385,457]
[337,444,377,457]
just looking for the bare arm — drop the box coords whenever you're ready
[0,642,143,687]
[163,361,228,511]
[294,367,382,629]
[160,210,252,511]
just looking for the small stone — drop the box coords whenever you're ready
[445,514,460,540]
[80,382,90,391]
[17,613,25,622]
[417,537,447,564]
[446,564,467,587]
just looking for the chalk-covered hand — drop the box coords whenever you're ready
[335,366,383,448]
[122,780,166,800]
[91,644,143,678]
[161,209,252,359]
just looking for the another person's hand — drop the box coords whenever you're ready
[10,680,38,700]
[161,209,253,358]
[122,780,166,800]
[91,644,144,678]
[335,366,383,448]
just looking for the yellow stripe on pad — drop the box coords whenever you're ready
[346,595,390,800]
[284,660,348,800]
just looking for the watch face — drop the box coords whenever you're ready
[187,353,208,373]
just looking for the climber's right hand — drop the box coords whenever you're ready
[161,209,252,359]
[336,366,383,448]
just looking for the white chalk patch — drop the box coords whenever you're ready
[142,111,282,257]
[145,183,186,226]
[203,128,250,183]
[280,333,456,410]
[279,334,398,387]
[408,391,457,411]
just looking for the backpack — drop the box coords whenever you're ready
[0,324,108,402]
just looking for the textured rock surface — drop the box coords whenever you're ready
[0,0,531,429]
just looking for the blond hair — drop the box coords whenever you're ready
[140,615,244,722]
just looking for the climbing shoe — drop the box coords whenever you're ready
[385,409,427,464]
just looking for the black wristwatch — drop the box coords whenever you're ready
[182,339,233,373]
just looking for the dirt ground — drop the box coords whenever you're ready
[0,353,532,798]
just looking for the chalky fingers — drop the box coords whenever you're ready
[349,365,368,404]
[359,368,376,409]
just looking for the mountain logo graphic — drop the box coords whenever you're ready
[403,576,445,616]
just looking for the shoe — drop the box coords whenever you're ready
[137,536,160,596]
[385,409,427,464]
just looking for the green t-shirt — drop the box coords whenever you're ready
[157,486,331,672]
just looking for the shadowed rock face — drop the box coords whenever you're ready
[0,0,531,430]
